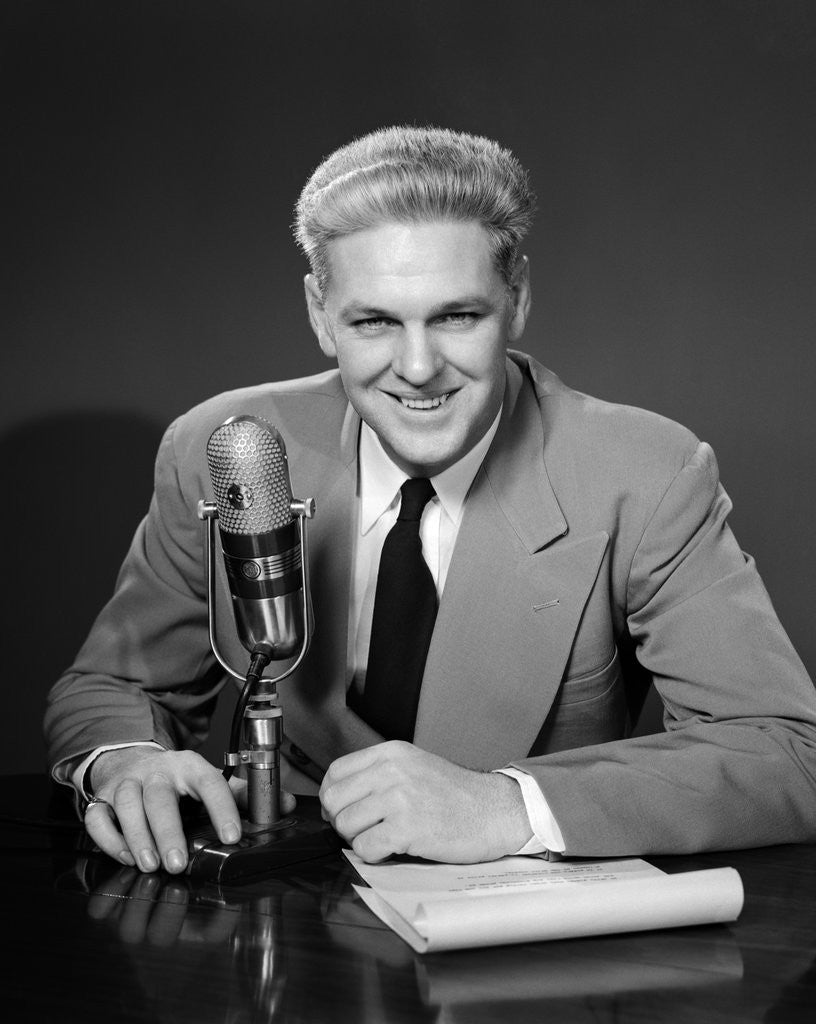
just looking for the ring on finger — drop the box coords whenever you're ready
[84,796,112,816]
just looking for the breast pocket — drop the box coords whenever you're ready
[527,648,627,756]
[559,648,620,704]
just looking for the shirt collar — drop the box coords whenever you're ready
[358,408,503,534]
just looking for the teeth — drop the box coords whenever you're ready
[399,392,451,410]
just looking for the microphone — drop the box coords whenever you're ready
[206,415,306,660]
[189,416,337,879]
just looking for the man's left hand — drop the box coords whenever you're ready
[319,741,532,863]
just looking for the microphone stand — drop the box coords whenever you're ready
[186,498,339,883]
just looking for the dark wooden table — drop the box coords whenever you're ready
[1,773,814,1023]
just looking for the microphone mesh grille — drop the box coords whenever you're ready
[206,416,293,534]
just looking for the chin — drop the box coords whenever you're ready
[378,421,466,476]
[402,450,456,477]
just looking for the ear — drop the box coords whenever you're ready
[506,255,531,344]
[304,274,337,358]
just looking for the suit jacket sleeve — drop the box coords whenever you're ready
[44,417,222,782]
[511,441,816,855]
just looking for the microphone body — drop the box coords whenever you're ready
[206,415,305,659]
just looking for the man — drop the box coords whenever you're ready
[45,127,816,875]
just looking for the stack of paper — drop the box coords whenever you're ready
[346,851,743,954]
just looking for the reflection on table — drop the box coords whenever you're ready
[2,775,815,1023]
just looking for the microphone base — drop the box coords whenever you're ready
[186,796,341,884]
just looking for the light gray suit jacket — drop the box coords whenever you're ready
[45,352,816,855]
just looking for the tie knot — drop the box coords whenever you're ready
[397,477,435,522]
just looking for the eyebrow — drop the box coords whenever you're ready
[338,296,491,320]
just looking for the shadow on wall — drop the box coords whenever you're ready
[3,410,240,779]
[3,412,162,775]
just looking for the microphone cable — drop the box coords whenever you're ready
[222,642,274,782]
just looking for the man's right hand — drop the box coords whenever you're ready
[84,747,244,875]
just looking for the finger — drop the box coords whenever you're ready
[332,792,387,844]
[118,874,163,944]
[84,801,136,868]
[190,769,242,845]
[111,777,162,873]
[130,870,165,903]
[86,866,139,921]
[320,766,380,823]
[317,745,389,798]
[321,741,405,789]
[161,878,191,906]
[142,773,190,874]
[281,789,297,815]
[227,774,248,811]
[351,821,404,864]
[145,885,189,948]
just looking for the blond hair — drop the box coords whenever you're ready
[294,126,535,289]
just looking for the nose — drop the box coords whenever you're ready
[391,325,443,386]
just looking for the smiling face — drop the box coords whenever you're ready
[304,221,530,477]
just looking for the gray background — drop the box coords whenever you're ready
[3,0,814,774]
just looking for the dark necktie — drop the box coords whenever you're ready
[352,477,438,740]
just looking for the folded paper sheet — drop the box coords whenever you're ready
[346,851,744,954]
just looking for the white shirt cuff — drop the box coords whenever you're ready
[494,767,567,855]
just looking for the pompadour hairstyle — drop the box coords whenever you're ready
[293,126,536,290]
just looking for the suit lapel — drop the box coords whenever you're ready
[413,360,609,768]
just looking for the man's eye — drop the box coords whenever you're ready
[354,318,391,332]
[440,312,478,326]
